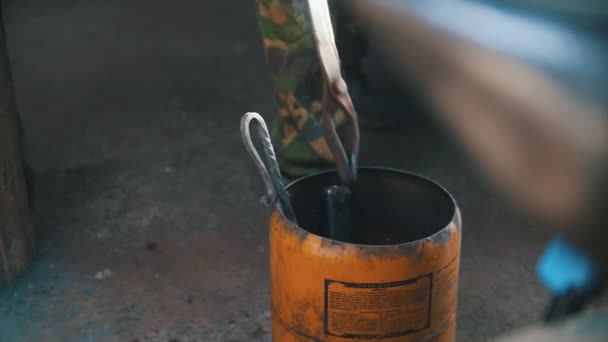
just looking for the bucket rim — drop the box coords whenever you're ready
[275,166,461,249]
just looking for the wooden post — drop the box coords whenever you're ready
[0,4,34,288]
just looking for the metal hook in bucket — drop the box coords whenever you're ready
[240,112,298,224]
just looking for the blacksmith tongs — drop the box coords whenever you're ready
[308,0,361,184]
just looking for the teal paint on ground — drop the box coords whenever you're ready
[0,247,70,341]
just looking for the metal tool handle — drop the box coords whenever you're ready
[308,0,360,184]
[240,112,298,223]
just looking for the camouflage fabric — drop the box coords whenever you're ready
[255,0,348,176]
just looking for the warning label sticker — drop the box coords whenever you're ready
[324,275,433,339]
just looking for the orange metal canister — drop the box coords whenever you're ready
[269,168,461,341]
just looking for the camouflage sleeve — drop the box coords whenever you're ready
[255,0,346,176]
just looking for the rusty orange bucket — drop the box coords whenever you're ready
[269,167,461,341]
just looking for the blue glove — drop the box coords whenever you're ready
[537,237,599,296]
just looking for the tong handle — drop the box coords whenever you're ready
[308,0,360,184]
[240,112,298,223]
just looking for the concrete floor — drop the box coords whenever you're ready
[0,0,566,341]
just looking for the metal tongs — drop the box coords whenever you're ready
[308,0,360,184]
[241,112,298,224]
[309,0,361,241]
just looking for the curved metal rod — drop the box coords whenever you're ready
[240,112,298,223]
